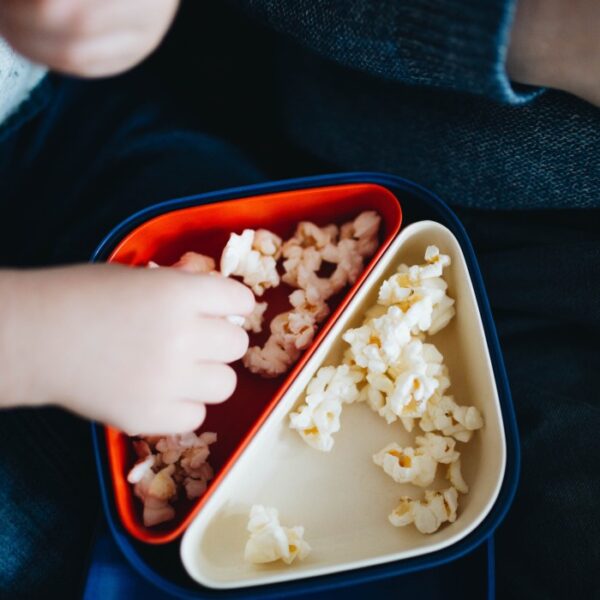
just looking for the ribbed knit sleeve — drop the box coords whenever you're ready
[230,0,543,104]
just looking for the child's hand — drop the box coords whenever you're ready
[0,0,179,77]
[0,264,254,434]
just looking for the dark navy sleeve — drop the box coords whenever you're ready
[230,0,543,104]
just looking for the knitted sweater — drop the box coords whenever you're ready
[0,38,46,126]
[231,0,600,209]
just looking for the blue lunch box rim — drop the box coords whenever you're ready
[90,171,520,599]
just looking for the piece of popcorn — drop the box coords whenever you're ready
[361,340,445,426]
[388,487,459,534]
[127,454,155,484]
[227,315,246,327]
[447,458,469,494]
[147,252,217,274]
[253,229,283,258]
[129,431,217,526]
[243,336,300,378]
[289,364,365,451]
[378,246,455,335]
[241,301,268,333]
[172,251,216,274]
[220,229,280,295]
[419,395,484,442]
[289,288,330,323]
[289,397,343,452]
[344,304,439,374]
[244,287,332,378]
[244,505,311,565]
[142,496,176,527]
[283,221,339,252]
[183,476,208,500]
[340,210,381,258]
[320,238,364,290]
[373,442,437,487]
[306,364,365,405]
[282,213,379,302]
[281,246,322,289]
[415,432,460,464]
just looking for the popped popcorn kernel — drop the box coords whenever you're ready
[415,432,460,465]
[373,442,437,487]
[447,458,469,494]
[388,487,459,534]
[242,301,268,333]
[244,505,311,565]
[172,251,216,274]
[127,431,217,527]
[378,246,455,335]
[220,229,280,295]
[419,395,484,442]
[288,363,366,450]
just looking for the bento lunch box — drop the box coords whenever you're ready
[91,173,520,599]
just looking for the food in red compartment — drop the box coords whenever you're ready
[131,211,381,526]
[127,432,217,527]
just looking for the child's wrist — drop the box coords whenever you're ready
[0,270,47,409]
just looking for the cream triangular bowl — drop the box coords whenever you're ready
[180,221,506,589]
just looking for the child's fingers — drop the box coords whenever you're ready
[192,275,255,317]
[192,317,249,363]
[183,363,238,405]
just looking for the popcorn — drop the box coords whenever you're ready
[388,487,459,534]
[281,246,322,290]
[378,246,455,335]
[172,251,216,274]
[243,288,331,378]
[244,505,311,565]
[242,301,268,333]
[415,432,460,464]
[243,336,300,378]
[339,210,381,258]
[289,365,364,451]
[359,341,446,428]
[253,229,283,258]
[306,365,365,405]
[372,442,437,487]
[419,395,484,443]
[282,213,380,302]
[221,229,280,295]
[127,431,217,526]
[283,221,339,253]
[147,252,217,274]
[447,458,469,494]
[343,305,440,374]
[320,238,365,291]
[289,396,343,452]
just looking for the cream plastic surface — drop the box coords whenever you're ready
[180,221,506,589]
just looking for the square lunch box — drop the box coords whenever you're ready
[91,172,520,598]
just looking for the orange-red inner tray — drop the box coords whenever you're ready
[105,183,402,543]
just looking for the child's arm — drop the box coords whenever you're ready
[0,264,254,435]
[0,0,179,77]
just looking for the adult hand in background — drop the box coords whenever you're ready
[0,0,179,77]
[508,0,600,107]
